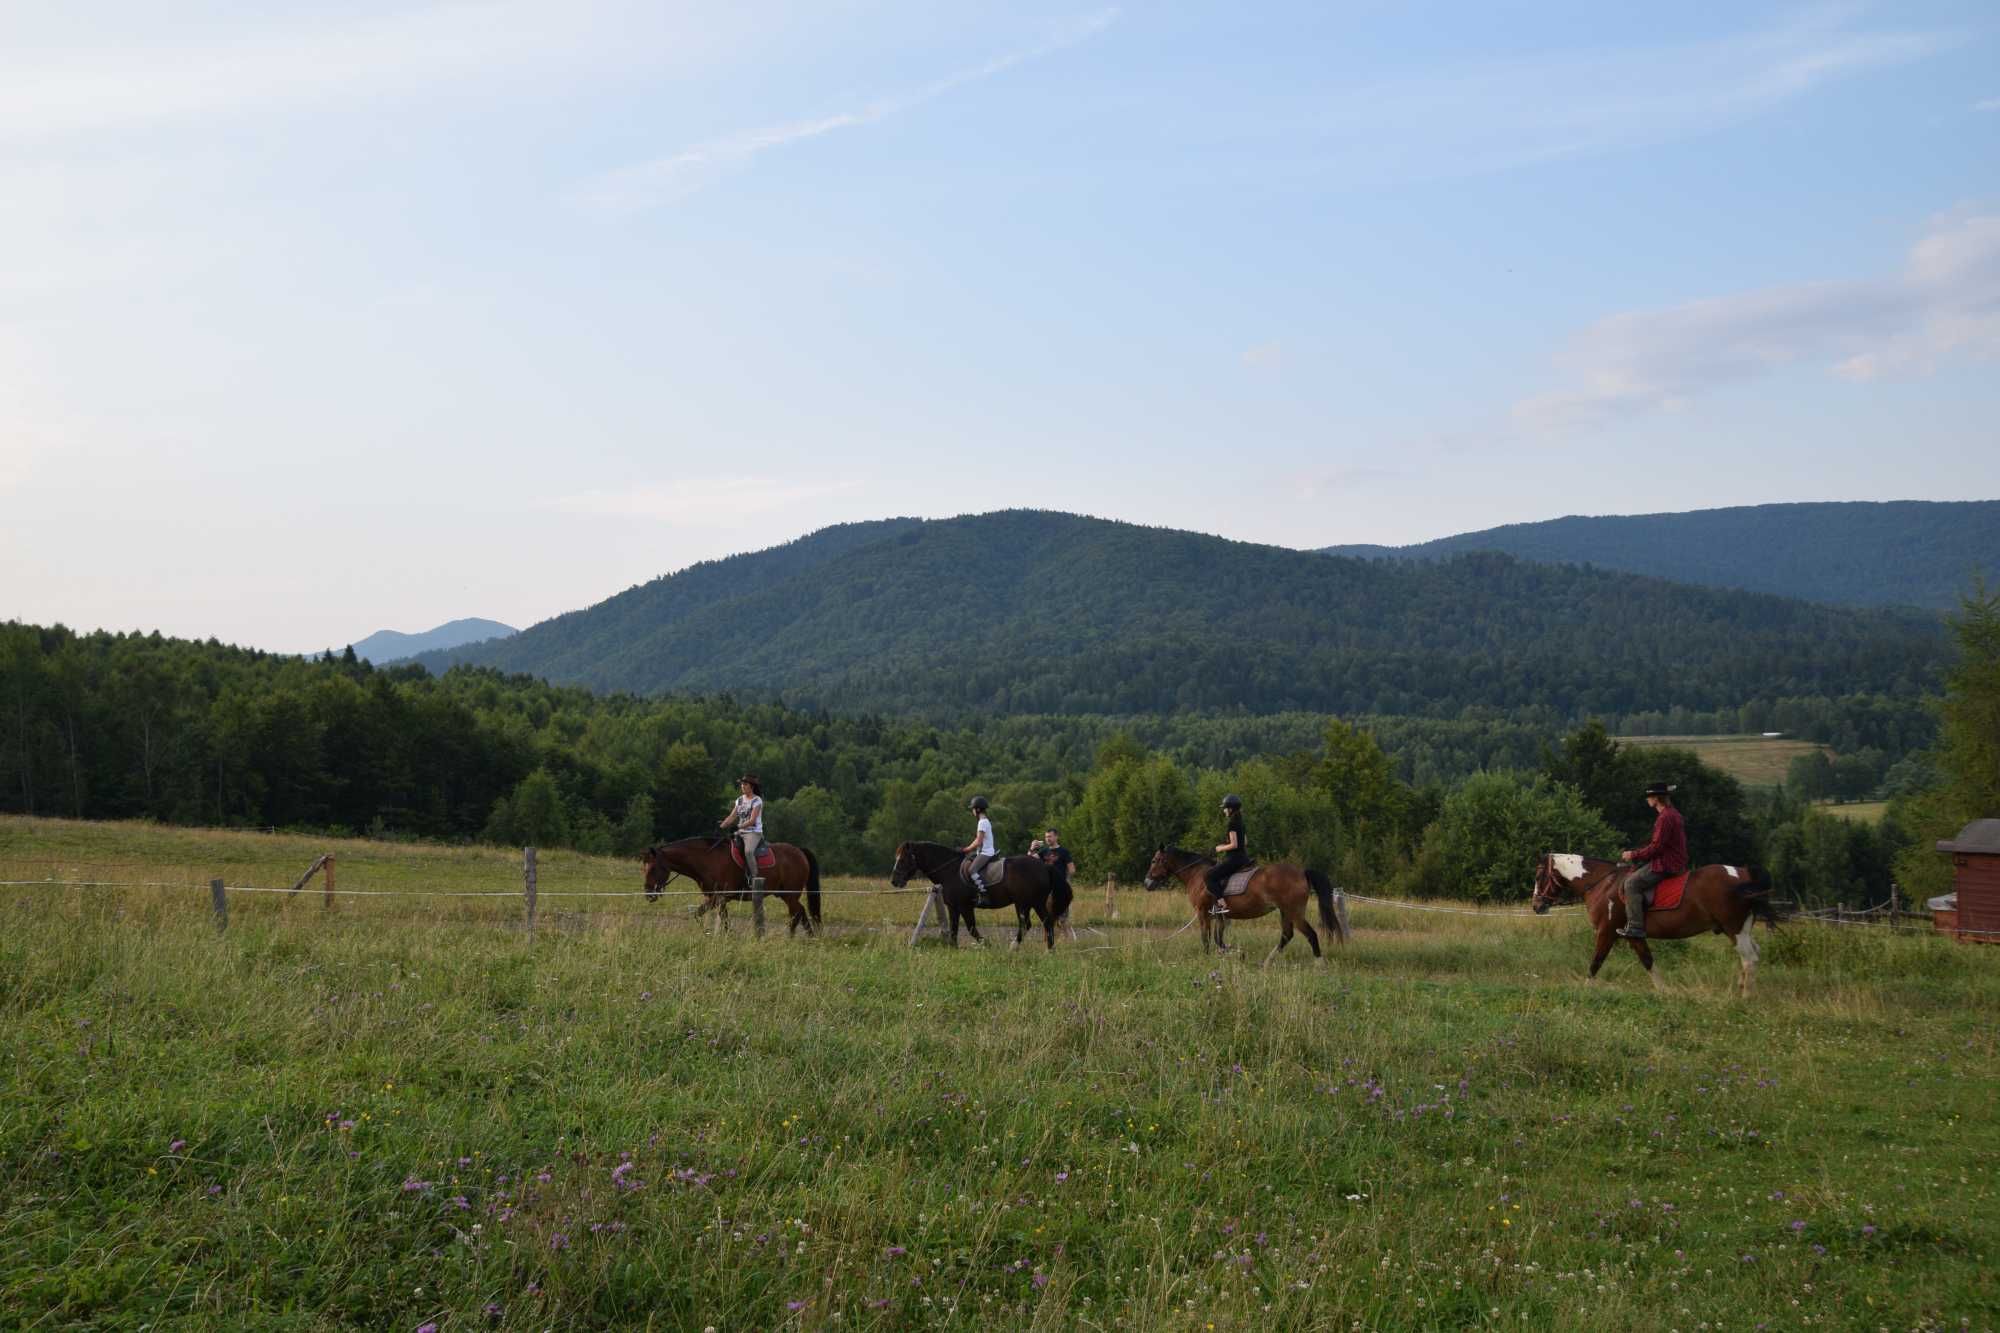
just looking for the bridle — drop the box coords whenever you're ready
[1143,847,1208,891]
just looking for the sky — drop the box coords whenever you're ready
[2,0,1996,653]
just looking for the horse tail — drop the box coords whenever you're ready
[1735,864,1783,930]
[1051,864,1074,923]
[1307,868,1346,944]
[804,848,823,925]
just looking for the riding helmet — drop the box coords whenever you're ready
[968,795,990,812]
[1220,793,1242,810]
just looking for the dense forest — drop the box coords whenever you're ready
[407,511,1949,717]
[0,616,1957,908]
[1323,500,2000,610]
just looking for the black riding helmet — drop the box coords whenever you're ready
[1220,794,1242,810]
[968,795,990,812]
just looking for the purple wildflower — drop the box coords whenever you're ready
[168,1139,186,1154]
[417,1324,437,1333]
[451,1196,470,1211]
[1790,1220,1806,1233]
[1861,1225,1877,1237]
[536,1172,552,1184]
[402,1177,432,1193]
[339,1120,356,1131]
[550,1233,568,1251]
[787,1300,806,1311]
[1054,1171,1069,1184]
[886,1245,907,1257]
[484,1303,503,1319]
[869,1298,891,1309]
[1033,1272,1050,1288]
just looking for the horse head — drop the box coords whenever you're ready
[1142,846,1179,890]
[1533,851,1593,914]
[889,841,916,887]
[641,844,670,902]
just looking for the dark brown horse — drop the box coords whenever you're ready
[641,837,823,937]
[890,840,1073,949]
[1142,847,1346,964]
[1532,853,1780,994]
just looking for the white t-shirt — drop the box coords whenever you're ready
[734,794,763,834]
[975,816,995,856]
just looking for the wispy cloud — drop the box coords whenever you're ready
[1241,341,1284,370]
[1268,10,1952,185]
[547,477,862,522]
[570,9,1119,215]
[1515,211,2000,431]
[1977,96,2000,112]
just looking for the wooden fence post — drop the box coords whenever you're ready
[523,847,538,931]
[324,855,335,910]
[908,888,936,948]
[1105,872,1118,920]
[210,877,227,932]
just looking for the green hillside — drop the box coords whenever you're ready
[415,510,1946,718]
[1321,500,2000,609]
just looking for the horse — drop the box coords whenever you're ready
[889,840,1074,949]
[1142,846,1346,965]
[641,836,823,937]
[1531,853,1781,995]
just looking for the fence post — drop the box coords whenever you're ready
[1105,872,1118,920]
[908,888,936,948]
[324,855,336,910]
[210,877,227,932]
[523,847,537,931]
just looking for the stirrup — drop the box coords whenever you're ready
[1616,924,1646,939]
[1209,898,1231,915]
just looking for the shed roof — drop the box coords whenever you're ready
[1937,818,2000,855]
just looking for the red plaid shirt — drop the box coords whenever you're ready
[1632,806,1688,874]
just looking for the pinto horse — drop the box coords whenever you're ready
[890,840,1073,949]
[641,837,822,937]
[1142,847,1346,965]
[1532,853,1781,995]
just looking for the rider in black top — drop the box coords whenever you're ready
[1206,795,1249,915]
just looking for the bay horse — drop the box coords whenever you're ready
[641,837,823,937]
[1142,847,1346,965]
[1531,853,1781,995]
[890,841,1073,949]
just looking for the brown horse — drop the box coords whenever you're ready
[1531,853,1781,994]
[641,836,823,937]
[890,840,1073,949]
[1142,846,1346,965]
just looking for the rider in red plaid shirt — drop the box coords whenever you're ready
[1617,782,1687,939]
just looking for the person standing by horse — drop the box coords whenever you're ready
[1206,794,1250,915]
[719,774,769,934]
[1616,781,1687,940]
[1031,828,1076,920]
[962,796,999,908]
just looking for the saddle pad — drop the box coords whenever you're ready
[1651,872,1689,913]
[1219,867,1256,897]
[961,857,1006,888]
[730,842,778,871]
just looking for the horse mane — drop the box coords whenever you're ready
[1162,845,1216,867]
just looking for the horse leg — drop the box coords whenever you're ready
[1734,927,1760,997]
[1012,906,1026,950]
[1587,926,1614,981]
[1631,937,1664,991]
[1263,915,1292,969]
[1299,919,1323,964]
[1038,900,1055,950]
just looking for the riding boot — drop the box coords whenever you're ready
[750,877,766,937]
[1616,883,1647,939]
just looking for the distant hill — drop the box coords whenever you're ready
[412,510,1944,719]
[350,618,517,664]
[1320,501,1999,609]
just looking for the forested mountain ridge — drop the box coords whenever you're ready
[414,509,1948,719]
[1320,500,1999,609]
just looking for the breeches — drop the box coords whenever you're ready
[738,831,766,886]
[1206,852,1250,896]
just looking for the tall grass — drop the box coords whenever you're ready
[2,817,1996,1329]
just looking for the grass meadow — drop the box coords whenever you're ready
[1618,736,1828,789]
[2,817,1997,1330]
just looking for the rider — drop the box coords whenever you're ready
[962,796,998,909]
[719,774,767,930]
[1206,794,1249,916]
[1616,781,1687,940]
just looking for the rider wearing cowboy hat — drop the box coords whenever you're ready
[719,774,768,933]
[1617,781,1687,940]
[1206,794,1250,916]
[962,795,999,909]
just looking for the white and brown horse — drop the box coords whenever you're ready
[1532,853,1781,995]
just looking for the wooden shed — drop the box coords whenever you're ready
[1935,818,2000,943]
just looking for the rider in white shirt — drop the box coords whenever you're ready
[718,774,768,931]
[961,795,998,907]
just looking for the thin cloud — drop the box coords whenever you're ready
[1265,11,1952,186]
[1515,211,2000,431]
[1241,341,1284,369]
[570,9,1119,215]
[1977,97,2000,112]
[547,477,862,522]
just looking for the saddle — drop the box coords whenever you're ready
[1629,870,1689,913]
[729,842,778,872]
[1215,864,1258,898]
[959,856,1007,890]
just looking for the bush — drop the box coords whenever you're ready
[1423,770,1619,901]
